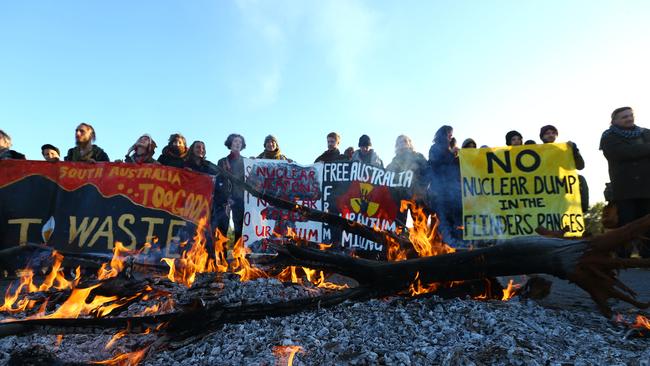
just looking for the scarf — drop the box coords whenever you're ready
[257,149,284,160]
[223,151,241,172]
[162,146,188,159]
[601,124,643,140]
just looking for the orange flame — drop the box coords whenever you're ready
[97,242,130,280]
[230,237,268,282]
[273,345,303,366]
[91,346,149,366]
[501,279,521,301]
[105,329,129,350]
[408,272,439,296]
[633,315,650,330]
[161,218,219,287]
[400,201,455,258]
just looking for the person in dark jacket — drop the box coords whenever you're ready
[539,124,589,213]
[352,134,383,168]
[0,130,26,160]
[505,130,523,146]
[257,135,290,160]
[41,144,60,162]
[314,132,344,163]
[428,125,463,246]
[125,134,158,164]
[216,134,247,243]
[600,106,650,257]
[157,133,188,168]
[64,123,109,162]
[184,141,218,175]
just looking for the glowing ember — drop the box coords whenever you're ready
[273,345,303,366]
[91,346,149,366]
[105,329,129,350]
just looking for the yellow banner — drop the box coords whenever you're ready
[459,143,583,239]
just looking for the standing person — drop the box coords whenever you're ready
[352,134,383,168]
[505,130,523,146]
[257,135,290,160]
[125,134,157,164]
[387,135,429,206]
[184,141,218,174]
[157,133,188,168]
[600,106,650,257]
[428,125,462,245]
[539,124,588,213]
[343,147,354,160]
[0,130,26,160]
[41,144,60,162]
[314,132,344,163]
[461,138,477,149]
[64,123,109,162]
[216,134,247,243]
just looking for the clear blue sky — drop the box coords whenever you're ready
[2,1,650,202]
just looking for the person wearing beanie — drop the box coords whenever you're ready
[314,132,345,163]
[257,134,289,160]
[64,123,109,162]
[158,133,188,168]
[351,134,383,168]
[125,134,157,164]
[505,130,523,146]
[41,144,60,162]
[216,134,247,243]
[600,107,650,258]
[539,124,584,169]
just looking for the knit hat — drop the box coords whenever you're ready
[264,135,278,147]
[505,130,522,146]
[539,125,558,140]
[358,134,372,147]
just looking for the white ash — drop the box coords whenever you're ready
[1,278,648,365]
[143,297,649,366]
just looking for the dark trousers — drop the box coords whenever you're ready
[616,198,650,257]
[215,199,245,245]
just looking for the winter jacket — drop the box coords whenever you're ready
[351,149,383,168]
[0,149,26,160]
[217,153,246,201]
[64,145,109,162]
[157,146,188,168]
[314,148,344,163]
[600,126,650,200]
[257,149,288,160]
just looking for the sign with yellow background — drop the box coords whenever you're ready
[459,143,584,240]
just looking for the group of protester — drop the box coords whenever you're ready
[1,106,648,257]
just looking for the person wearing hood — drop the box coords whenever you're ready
[184,141,218,175]
[461,138,477,149]
[600,107,650,257]
[41,144,60,162]
[315,132,344,163]
[125,134,158,164]
[0,130,26,160]
[216,133,247,243]
[158,133,188,168]
[64,123,109,162]
[257,135,290,160]
[352,134,383,168]
[505,130,523,146]
[428,125,463,245]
